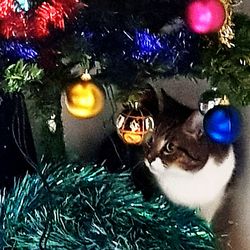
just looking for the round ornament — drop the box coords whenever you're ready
[199,89,222,115]
[203,105,241,144]
[65,74,105,119]
[116,103,154,145]
[185,0,226,34]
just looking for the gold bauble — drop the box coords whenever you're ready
[65,77,104,119]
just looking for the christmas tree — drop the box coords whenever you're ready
[0,0,248,249]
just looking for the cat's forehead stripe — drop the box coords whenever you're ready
[158,139,166,151]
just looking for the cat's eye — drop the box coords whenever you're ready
[197,129,203,138]
[163,142,175,155]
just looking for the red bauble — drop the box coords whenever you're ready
[185,0,225,34]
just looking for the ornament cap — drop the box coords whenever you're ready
[80,70,92,81]
[219,95,230,105]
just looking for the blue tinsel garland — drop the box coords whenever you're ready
[0,41,38,61]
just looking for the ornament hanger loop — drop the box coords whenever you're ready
[126,101,140,110]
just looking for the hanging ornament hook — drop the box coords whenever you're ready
[80,69,92,81]
[219,95,230,105]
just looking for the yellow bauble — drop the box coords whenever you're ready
[65,78,104,119]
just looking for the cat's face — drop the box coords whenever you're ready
[144,90,229,171]
[144,111,209,171]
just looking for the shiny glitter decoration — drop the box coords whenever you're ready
[0,0,85,39]
[0,0,14,18]
[132,29,163,63]
[218,0,235,48]
[0,41,38,60]
[0,163,217,249]
[129,27,198,69]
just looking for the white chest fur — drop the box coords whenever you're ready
[145,147,235,221]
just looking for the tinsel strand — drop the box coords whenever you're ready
[219,0,235,48]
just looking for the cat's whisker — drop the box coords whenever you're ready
[163,163,169,169]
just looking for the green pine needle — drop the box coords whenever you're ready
[2,60,44,93]
[195,14,250,106]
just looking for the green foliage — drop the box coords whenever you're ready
[0,163,218,250]
[2,60,44,93]
[194,14,250,106]
[0,14,249,106]
[60,35,91,70]
[1,59,65,162]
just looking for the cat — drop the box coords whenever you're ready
[143,89,235,222]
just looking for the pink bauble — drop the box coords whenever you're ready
[185,0,225,34]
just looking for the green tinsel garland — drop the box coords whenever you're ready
[0,163,218,249]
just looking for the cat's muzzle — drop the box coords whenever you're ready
[145,158,168,170]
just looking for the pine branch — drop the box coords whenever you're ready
[2,60,44,93]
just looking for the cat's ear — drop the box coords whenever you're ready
[160,89,191,117]
[140,85,159,116]
[182,111,203,139]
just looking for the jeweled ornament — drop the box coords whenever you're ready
[185,0,226,34]
[203,96,241,144]
[116,102,154,145]
[65,73,105,119]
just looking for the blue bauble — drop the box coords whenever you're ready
[203,105,241,144]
